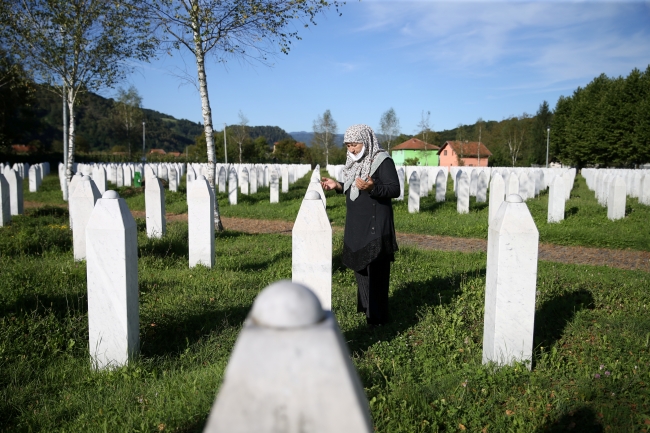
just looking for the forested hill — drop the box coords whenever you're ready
[26,85,292,153]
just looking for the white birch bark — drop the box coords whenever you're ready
[193,21,224,231]
[65,86,76,183]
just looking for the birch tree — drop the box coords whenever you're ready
[114,86,143,159]
[312,109,338,166]
[417,110,432,165]
[145,0,342,231]
[504,115,529,167]
[0,0,156,181]
[233,110,249,164]
[379,107,400,151]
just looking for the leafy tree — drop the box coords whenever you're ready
[0,50,37,149]
[312,109,338,166]
[113,86,143,159]
[502,114,531,167]
[274,138,309,163]
[379,107,400,151]
[1,0,156,181]
[146,0,343,231]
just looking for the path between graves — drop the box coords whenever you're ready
[25,202,650,272]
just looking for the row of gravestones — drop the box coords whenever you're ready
[0,162,51,226]
[74,157,543,430]
[583,168,650,220]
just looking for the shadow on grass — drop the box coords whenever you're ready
[238,250,291,272]
[140,304,250,359]
[533,289,594,362]
[27,205,69,218]
[535,406,603,433]
[139,235,190,260]
[0,291,87,320]
[343,269,469,355]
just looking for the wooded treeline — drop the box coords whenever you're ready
[551,66,650,168]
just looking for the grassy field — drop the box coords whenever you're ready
[1,199,649,432]
[26,171,650,251]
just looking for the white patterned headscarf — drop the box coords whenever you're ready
[341,124,389,201]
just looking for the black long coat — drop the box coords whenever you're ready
[341,157,400,271]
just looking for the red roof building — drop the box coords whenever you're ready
[438,141,492,167]
[391,138,440,166]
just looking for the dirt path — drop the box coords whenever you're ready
[28,202,650,272]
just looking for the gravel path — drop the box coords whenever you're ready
[28,202,650,272]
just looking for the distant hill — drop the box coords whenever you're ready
[289,131,344,147]
[26,85,292,154]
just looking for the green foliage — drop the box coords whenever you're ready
[552,66,650,167]
[273,138,311,164]
[404,157,420,166]
[0,50,39,148]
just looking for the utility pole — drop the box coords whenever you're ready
[476,126,481,167]
[142,121,146,161]
[223,123,228,164]
[546,126,550,168]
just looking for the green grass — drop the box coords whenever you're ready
[26,171,650,252]
[1,207,649,432]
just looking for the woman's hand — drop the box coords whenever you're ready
[321,177,340,191]
[356,177,374,192]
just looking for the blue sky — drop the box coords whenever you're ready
[117,0,650,135]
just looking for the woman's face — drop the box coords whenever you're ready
[346,142,363,155]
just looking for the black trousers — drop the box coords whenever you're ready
[355,255,391,325]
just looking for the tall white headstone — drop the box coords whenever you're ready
[282,167,289,193]
[86,190,139,370]
[292,191,332,310]
[203,280,372,433]
[240,167,249,195]
[28,165,38,192]
[476,171,488,203]
[218,166,227,193]
[228,169,238,205]
[396,167,405,201]
[505,172,519,198]
[640,174,650,206]
[483,194,538,369]
[145,176,166,238]
[488,173,505,225]
[408,171,420,213]
[5,169,23,216]
[116,166,124,187]
[270,169,279,203]
[168,167,178,192]
[547,175,565,223]
[435,170,447,202]
[420,169,428,197]
[70,176,101,260]
[457,171,469,214]
[607,176,626,221]
[188,175,215,268]
[469,169,478,196]
[93,166,107,195]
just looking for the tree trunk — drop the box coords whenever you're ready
[193,36,224,231]
[65,86,76,183]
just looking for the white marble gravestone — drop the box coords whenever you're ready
[28,165,38,192]
[165,167,175,192]
[420,169,428,197]
[292,191,332,310]
[607,176,626,221]
[505,172,519,198]
[488,173,505,225]
[188,175,215,268]
[518,172,530,201]
[240,168,249,195]
[547,175,565,223]
[5,169,23,216]
[116,166,124,187]
[70,176,101,260]
[482,194,538,369]
[123,165,133,187]
[408,171,420,213]
[159,165,168,182]
[0,174,11,226]
[476,171,488,203]
[640,174,650,206]
[270,169,279,203]
[469,170,478,196]
[282,166,289,193]
[92,166,107,196]
[86,190,139,370]
[145,176,166,238]
[249,167,258,194]
[456,171,470,214]
[218,166,227,193]
[435,170,447,202]
[203,280,372,433]
[228,169,238,205]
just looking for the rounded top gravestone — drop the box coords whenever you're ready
[506,194,523,203]
[304,190,321,200]
[103,190,119,199]
[250,280,324,329]
[196,174,205,181]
